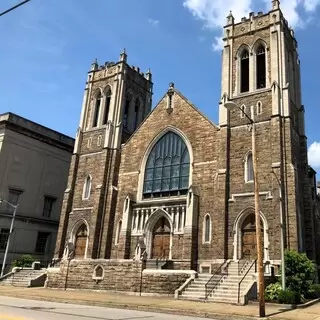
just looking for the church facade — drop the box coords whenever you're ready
[50,0,320,291]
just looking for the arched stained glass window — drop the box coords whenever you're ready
[143,132,190,198]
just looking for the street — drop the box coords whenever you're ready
[0,296,210,320]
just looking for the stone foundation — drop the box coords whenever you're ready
[47,259,195,296]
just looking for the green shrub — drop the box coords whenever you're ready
[282,250,316,297]
[278,289,301,304]
[265,283,282,301]
[306,284,320,299]
[12,255,35,268]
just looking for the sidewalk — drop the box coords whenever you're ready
[0,286,319,320]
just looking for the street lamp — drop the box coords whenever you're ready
[224,101,265,318]
[0,199,19,278]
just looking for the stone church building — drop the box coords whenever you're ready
[48,0,320,295]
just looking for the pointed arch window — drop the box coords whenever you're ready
[241,49,250,93]
[143,131,190,198]
[123,93,131,130]
[102,87,112,125]
[83,175,92,200]
[93,91,102,127]
[256,45,266,89]
[245,152,254,182]
[204,214,211,243]
[134,98,140,130]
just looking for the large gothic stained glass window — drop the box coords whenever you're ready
[143,132,190,198]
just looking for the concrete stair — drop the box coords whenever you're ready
[179,260,256,304]
[0,269,46,287]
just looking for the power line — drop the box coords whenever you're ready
[0,0,31,17]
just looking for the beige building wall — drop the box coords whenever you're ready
[0,113,74,273]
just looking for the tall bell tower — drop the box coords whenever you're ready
[55,51,153,259]
[219,0,316,261]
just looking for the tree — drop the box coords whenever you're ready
[283,250,315,297]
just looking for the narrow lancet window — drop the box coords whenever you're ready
[241,50,250,93]
[103,88,111,125]
[134,98,140,130]
[256,46,266,89]
[93,92,101,127]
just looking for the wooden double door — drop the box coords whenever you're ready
[151,217,170,259]
[241,214,263,260]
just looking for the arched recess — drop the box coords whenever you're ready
[144,208,173,260]
[137,126,194,201]
[252,39,268,90]
[232,207,269,262]
[92,88,102,127]
[70,219,90,259]
[102,85,112,125]
[203,214,212,244]
[236,44,251,94]
[82,174,92,200]
[244,151,253,183]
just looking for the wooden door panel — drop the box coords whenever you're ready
[74,237,86,258]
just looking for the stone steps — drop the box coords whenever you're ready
[179,261,256,304]
[0,269,46,287]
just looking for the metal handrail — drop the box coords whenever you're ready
[237,259,248,276]
[204,262,228,301]
[237,259,257,303]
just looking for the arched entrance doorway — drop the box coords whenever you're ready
[74,224,88,259]
[151,217,170,259]
[241,213,263,260]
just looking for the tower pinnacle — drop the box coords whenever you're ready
[272,0,280,10]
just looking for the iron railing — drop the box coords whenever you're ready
[238,259,249,276]
[204,262,228,301]
[237,259,257,303]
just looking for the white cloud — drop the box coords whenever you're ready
[148,18,160,27]
[183,0,320,51]
[308,141,320,169]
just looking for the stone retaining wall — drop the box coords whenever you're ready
[46,259,194,296]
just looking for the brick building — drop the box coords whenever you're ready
[50,0,320,292]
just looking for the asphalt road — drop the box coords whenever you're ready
[0,296,211,320]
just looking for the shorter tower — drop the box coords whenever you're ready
[55,51,153,259]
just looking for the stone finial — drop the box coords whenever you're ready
[169,82,174,89]
[272,0,280,10]
[91,58,98,71]
[146,68,152,81]
[227,11,234,25]
[119,48,127,62]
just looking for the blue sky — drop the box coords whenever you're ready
[0,0,319,171]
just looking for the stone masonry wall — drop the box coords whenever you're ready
[47,260,191,295]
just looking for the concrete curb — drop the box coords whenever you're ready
[0,290,288,320]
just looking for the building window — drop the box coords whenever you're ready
[83,175,92,200]
[241,50,250,93]
[257,101,263,115]
[143,131,190,198]
[134,98,140,130]
[115,220,122,245]
[92,91,102,127]
[0,229,9,250]
[102,87,112,125]
[245,152,254,182]
[256,45,266,89]
[123,93,131,130]
[35,232,50,253]
[204,214,211,243]
[42,196,56,218]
